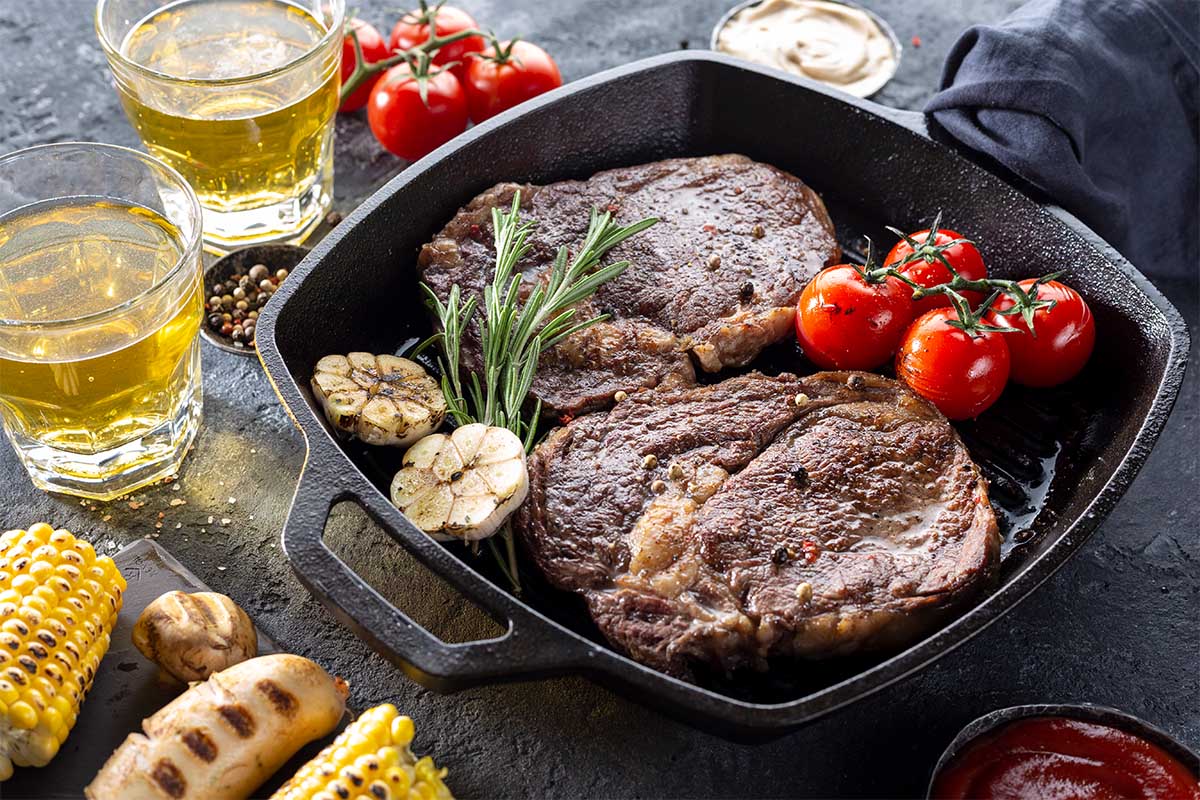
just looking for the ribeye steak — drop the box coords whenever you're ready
[417,155,840,417]
[516,371,1001,680]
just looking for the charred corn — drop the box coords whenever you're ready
[0,523,124,781]
[271,703,453,800]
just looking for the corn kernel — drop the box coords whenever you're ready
[391,715,414,747]
[8,700,37,729]
[10,575,36,596]
[25,524,52,542]
[384,766,411,794]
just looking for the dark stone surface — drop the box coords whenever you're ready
[1,1,1196,798]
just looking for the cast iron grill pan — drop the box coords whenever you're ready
[256,52,1188,739]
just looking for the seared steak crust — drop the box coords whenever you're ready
[417,155,840,417]
[516,371,1001,679]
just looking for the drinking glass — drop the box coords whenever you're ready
[96,0,345,252]
[0,143,204,500]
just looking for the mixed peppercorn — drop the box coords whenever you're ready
[205,263,289,350]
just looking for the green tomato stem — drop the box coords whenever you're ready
[339,26,484,105]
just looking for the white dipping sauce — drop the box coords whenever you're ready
[716,0,898,97]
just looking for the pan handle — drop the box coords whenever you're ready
[281,439,587,690]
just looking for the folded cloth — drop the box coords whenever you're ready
[926,0,1199,279]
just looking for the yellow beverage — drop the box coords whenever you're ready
[104,0,342,249]
[0,198,203,490]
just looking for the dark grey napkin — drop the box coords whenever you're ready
[926,0,1199,279]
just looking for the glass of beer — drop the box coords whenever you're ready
[96,0,344,252]
[0,143,204,500]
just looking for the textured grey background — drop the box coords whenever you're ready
[1,1,1197,798]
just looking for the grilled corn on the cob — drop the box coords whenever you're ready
[271,703,453,800]
[0,523,124,781]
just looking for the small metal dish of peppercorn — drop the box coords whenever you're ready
[201,244,309,357]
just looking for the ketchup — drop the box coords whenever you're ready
[932,717,1200,800]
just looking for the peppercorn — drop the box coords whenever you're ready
[204,260,291,350]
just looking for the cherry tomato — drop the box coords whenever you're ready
[984,280,1095,387]
[339,19,392,113]
[463,40,563,122]
[896,309,1011,420]
[367,64,468,161]
[389,5,483,81]
[795,265,914,370]
[886,228,987,316]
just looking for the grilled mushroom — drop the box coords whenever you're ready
[132,591,257,682]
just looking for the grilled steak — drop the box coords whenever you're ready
[418,155,840,417]
[516,371,1001,679]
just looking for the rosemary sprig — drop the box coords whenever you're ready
[418,191,657,590]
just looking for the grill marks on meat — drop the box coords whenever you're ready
[417,155,840,416]
[517,372,1001,679]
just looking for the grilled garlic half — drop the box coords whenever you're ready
[391,423,529,541]
[311,353,446,447]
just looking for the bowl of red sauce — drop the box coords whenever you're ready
[929,704,1199,800]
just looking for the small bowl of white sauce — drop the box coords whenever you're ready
[711,0,902,98]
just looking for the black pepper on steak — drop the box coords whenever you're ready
[516,371,1001,680]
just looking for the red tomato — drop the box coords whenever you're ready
[367,64,468,161]
[795,265,914,370]
[389,5,483,80]
[886,228,987,316]
[339,19,392,113]
[984,280,1095,387]
[463,40,563,122]
[896,309,1011,420]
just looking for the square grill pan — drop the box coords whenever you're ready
[256,52,1188,740]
